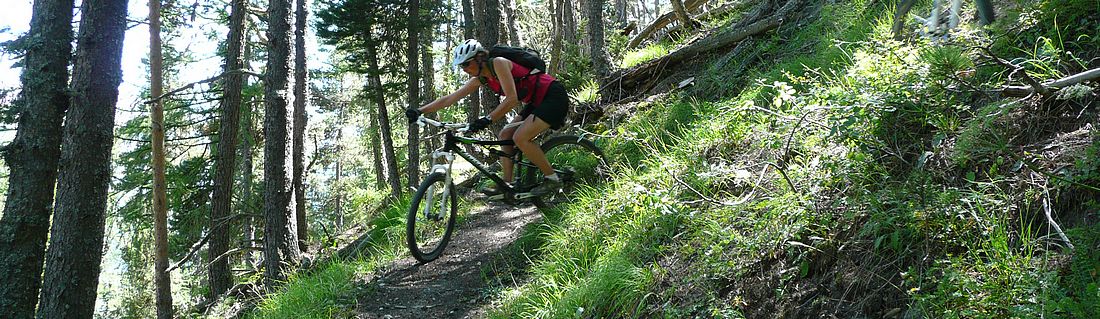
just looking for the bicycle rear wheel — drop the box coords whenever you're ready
[406,172,458,262]
[522,135,610,209]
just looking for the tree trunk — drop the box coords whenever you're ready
[975,0,995,26]
[365,27,402,199]
[563,0,576,43]
[0,0,73,315]
[366,97,385,191]
[421,34,438,155]
[587,0,610,80]
[502,0,524,46]
[239,37,257,267]
[36,0,128,316]
[148,0,173,316]
[209,0,247,298]
[293,0,309,252]
[334,107,344,227]
[263,0,301,289]
[461,0,480,123]
[614,0,626,25]
[475,0,500,117]
[406,0,421,190]
[549,0,563,75]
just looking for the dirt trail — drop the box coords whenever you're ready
[355,202,540,319]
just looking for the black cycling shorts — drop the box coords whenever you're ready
[520,81,568,130]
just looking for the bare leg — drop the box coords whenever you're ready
[512,115,554,177]
[499,115,524,182]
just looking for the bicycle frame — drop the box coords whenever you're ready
[419,117,542,203]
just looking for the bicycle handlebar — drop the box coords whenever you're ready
[417,116,469,131]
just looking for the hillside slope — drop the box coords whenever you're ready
[243,0,1099,318]
[484,0,1100,317]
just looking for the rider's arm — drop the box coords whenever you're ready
[418,77,481,113]
[486,57,520,122]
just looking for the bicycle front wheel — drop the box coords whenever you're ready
[406,172,458,262]
[523,135,610,209]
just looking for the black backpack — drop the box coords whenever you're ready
[488,45,547,75]
[482,45,549,104]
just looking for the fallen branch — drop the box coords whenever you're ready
[977,46,1048,96]
[627,0,710,49]
[1042,187,1074,250]
[1003,67,1100,97]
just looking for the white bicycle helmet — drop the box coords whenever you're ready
[452,39,488,67]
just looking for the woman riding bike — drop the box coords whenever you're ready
[406,39,569,196]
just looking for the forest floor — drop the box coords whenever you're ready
[352,201,540,319]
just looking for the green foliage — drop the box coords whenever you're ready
[1049,225,1100,317]
[570,79,601,105]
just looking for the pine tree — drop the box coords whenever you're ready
[36,0,129,316]
[263,0,302,288]
[209,0,248,297]
[0,0,74,316]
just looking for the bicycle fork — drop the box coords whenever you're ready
[423,150,455,220]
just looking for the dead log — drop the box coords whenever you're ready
[670,0,702,30]
[657,1,756,42]
[627,0,709,49]
[1003,67,1100,97]
[605,0,803,102]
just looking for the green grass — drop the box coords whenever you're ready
[620,42,674,69]
[483,0,1100,317]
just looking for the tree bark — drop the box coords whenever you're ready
[421,34,438,154]
[293,0,309,252]
[563,0,577,43]
[549,0,563,75]
[975,0,995,26]
[239,37,257,267]
[461,0,480,123]
[36,0,128,316]
[1003,67,1100,97]
[475,0,501,117]
[365,26,402,200]
[0,0,73,316]
[587,0,610,80]
[366,97,386,191]
[502,0,524,46]
[406,0,422,190]
[263,0,301,289]
[148,0,173,316]
[209,0,247,298]
[334,106,344,227]
[614,0,626,25]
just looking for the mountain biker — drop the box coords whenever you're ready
[406,39,569,196]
